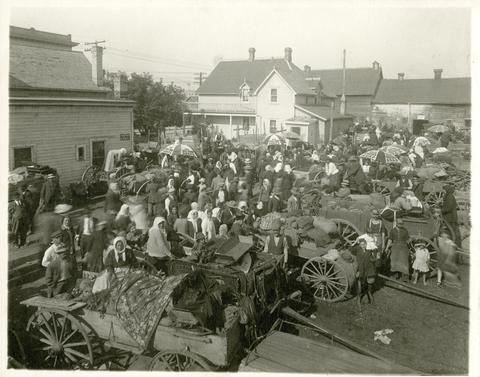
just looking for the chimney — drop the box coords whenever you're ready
[113,72,128,99]
[248,47,255,62]
[434,69,443,79]
[304,65,311,76]
[398,73,405,80]
[284,47,292,63]
[372,61,380,70]
[91,45,104,86]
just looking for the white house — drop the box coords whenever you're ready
[185,47,353,144]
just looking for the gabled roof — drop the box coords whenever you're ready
[10,44,107,92]
[373,78,471,105]
[254,67,314,96]
[307,67,382,96]
[295,105,354,121]
[197,58,314,95]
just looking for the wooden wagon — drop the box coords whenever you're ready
[20,274,242,371]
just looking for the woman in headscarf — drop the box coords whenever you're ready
[115,203,131,233]
[386,218,410,281]
[212,207,222,233]
[104,236,136,275]
[147,217,172,273]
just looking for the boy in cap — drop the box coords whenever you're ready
[41,231,64,268]
[263,219,289,266]
[45,244,77,298]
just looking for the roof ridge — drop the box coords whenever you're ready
[311,67,375,71]
[218,57,287,63]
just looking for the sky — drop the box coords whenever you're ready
[8,1,472,88]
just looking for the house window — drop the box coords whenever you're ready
[13,146,33,168]
[91,140,106,168]
[76,145,86,161]
[270,88,278,103]
[291,127,301,135]
[243,117,250,131]
[269,120,277,133]
[241,87,249,102]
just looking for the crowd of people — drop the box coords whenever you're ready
[11,125,464,302]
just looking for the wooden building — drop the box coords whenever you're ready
[9,26,134,184]
[305,61,383,119]
[372,70,471,131]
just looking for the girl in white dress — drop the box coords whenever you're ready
[412,243,430,285]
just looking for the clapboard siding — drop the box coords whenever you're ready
[10,104,133,185]
[334,95,373,118]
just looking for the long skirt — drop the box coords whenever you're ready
[390,242,409,274]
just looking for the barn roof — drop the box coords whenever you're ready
[374,78,471,105]
[197,58,314,95]
[295,105,354,121]
[307,67,383,96]
[10,43,107,92]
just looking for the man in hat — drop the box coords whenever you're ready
[344,156,367,194]
[187,210,203,239]
[38,173,59,213]
[263,219,289,266]
[45,244,77,298]
[41,231,64,268]
[386,218,410,281]
[441,184,461,246]
[268,189,283,213]
[197,186,212,212]
[287,188,301,216]
[10,193,28,248]
[221,201,237,229]
[19,184,35,235]
[76,208,96,258]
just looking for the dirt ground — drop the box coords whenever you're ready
[300,264,469,375]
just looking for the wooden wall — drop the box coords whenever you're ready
[10,103,133,185]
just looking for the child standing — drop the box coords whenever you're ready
[412,243,430,285]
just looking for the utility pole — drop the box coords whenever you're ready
[340,49,346,116]
[194,72,208,86]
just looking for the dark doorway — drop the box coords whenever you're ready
[91,140,105,168]
[412,119,429,136]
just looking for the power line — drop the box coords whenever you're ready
[106,50,210,70]
[107,46,210,69]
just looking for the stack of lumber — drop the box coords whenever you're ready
[240,331,416,374]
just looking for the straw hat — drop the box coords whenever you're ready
[54,204,72,214]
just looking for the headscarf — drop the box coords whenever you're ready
[151,216,166,231]
[229,162,237,175]
[116,204,130,220]
[112,236,127,262]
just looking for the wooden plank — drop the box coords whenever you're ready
[251,331,416,374]
[20,296,86,311]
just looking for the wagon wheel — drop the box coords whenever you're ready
[81,166,100,187]
[26,308,94,369]
[149,350,212,371]
[425,191,444,208]
[408,236,438,271]
[136,179,152,198]
[301,257,349,302]
[331,218,361,247]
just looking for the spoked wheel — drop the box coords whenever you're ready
[331,218,360,247]
[408,236,438,271]
[149,350,212,371]
[26,309,95,369]
[301,257,349,302]
[81,165,100,188]
[425,191,444,208]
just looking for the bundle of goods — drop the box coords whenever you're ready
[259,212,283,231]
[300,189,322,213]
[296,216,331,248]
[432,147,452,164]
[415,165,448,180]
[320,196,374,212]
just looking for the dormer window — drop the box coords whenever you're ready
[241,86,249,102]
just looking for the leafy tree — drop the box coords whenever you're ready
[125,73,186,138]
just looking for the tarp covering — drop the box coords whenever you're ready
[107,270,187,349]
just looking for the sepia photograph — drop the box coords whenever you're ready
[2,0,476,374]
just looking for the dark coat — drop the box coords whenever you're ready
[104,248,136,272]
[186,218,203,238]
[45,256,77,298]
[268,195,282,213]
[442,192,458,223]
[104,190,122,213]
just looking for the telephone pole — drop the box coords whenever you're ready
[194,72,208,86]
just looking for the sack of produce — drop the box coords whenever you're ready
[259,212,282,231]
[297,216,314,230]
[312,216,337,234]
[305,227,331,247]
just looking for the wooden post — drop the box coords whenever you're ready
[329,102,334,142]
